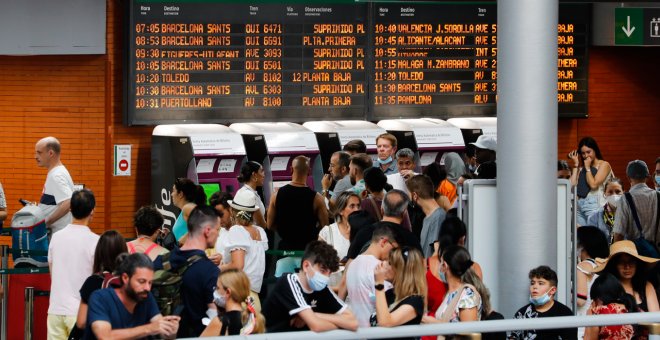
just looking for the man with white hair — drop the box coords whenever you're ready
[386,148,417,196]
[35,136,74,234]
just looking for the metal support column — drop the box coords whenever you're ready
[24,287,34,340]
[1,245,7,340]
[497,0,559,317]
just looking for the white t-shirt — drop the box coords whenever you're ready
[220,224,269,292]
[38,165,74,233]
[318,223,350,259]
[47,224,99,316]
[387,173,415,196]
[346,254,392,327]
[236,185,266,225]
[214,227,229,257]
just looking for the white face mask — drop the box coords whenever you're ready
[606,194,622,208]
[213,290,226,308]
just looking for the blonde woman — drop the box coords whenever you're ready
[371,247,427,340]
[201,270,265,336]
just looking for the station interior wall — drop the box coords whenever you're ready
[0,1,659,238]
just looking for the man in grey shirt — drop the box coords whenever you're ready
[407,175,446,257]
[613,160,660,247]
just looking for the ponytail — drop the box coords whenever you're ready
[461,267,492,318]
[241,296,265,334]
[193,185,207,207]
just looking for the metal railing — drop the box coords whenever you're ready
[187,313,660,340]
[0,246,51,340]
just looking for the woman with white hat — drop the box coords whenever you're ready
[592,240,659,313]
[218,189,269,311]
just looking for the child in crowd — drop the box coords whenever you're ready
[584,272,635,340]
[261,240,358,333]
[509,266,576,340]
[201,269,264,336]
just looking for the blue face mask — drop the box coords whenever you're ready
[529,291,552,307]
[655,176,660,187]
[377,156,393,165]
[306,268,329,291]
[438,263,447,283]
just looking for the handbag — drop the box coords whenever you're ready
[624,192,660,258]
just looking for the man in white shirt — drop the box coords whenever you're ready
[387,148,417,196]
[345,224,401,327]
[35,136,74,234]
[47,189,99,339]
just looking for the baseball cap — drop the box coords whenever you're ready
[470,135,497,151]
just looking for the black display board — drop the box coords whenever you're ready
[124,1,589,125]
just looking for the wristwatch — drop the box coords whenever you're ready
[374,283,385,291]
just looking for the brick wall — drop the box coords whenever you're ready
[0,2,658,241]
[558,47,660,190]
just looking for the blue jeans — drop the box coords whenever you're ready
[577,195,599,227]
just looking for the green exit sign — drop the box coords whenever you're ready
[615,7,660,46]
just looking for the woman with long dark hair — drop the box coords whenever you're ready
[70,230,128,339]
[569,137,613,226]
[584,272,636,340]
[593,241,659,313]
[171,177,207,242]
[423,245,491,325]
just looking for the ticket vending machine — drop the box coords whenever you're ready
[229,122,323,199]
[377,118,465,170]
[302,120,387,170]
[151,124,248,230]
[446,117,498,145]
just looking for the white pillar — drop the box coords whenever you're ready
[497,0,559,317]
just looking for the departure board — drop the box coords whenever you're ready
[124,1,590,125]
[126,1,368,124]
[371,3,588,119]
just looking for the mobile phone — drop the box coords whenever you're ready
[172,305,184,316]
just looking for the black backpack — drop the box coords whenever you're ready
[151,252,202,316]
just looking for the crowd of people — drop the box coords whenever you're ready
[4,135,659,339]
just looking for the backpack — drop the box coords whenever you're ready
[11,205,48,267]
[151,252,203,316]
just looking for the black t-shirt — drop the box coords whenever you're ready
[346,221,422,260]
[369,290,424,340]
[219,310,242,336]
[169,248,220,338]
[262,273,346,332]
[80,275,105,303]
[510,301,576,340]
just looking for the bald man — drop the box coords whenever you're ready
[268,156,329,251]
[35,137,74,234]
